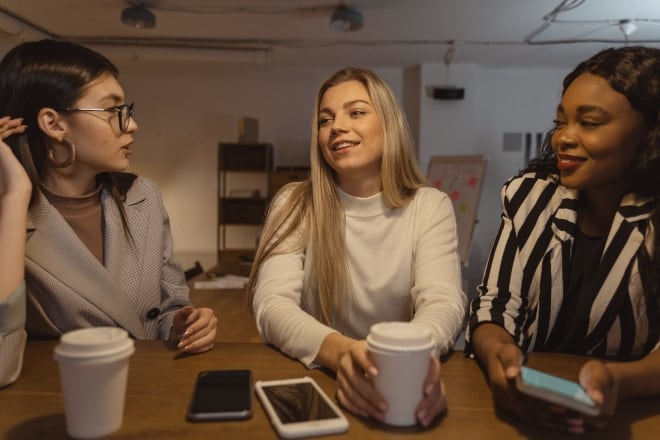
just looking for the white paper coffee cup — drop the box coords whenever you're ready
[54,327,135,439]
[367,321,434,426]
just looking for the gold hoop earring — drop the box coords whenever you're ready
[47,139,76,168]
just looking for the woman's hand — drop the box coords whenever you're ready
[0,118,29,203]
[335,341,447,427]
[171,306,218,354]
[0,116,26,140]
[415,357,447,427]
[335,340,386,421]
[578,360,617,431]
[484,341,534,419]
[485,341,600,434]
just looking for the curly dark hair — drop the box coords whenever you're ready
[525,46,660,194]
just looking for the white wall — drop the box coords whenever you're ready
[418,63,481,161]
[415,63,570,300]
[113,59,401,268]
[113,55,572,290]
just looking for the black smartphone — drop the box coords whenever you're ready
[187,369,253,421]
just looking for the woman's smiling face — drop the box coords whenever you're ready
[551,72,647,195]
[317,80,384,193]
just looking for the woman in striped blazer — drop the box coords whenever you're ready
[467,46,660,433]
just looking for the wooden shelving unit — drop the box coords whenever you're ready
[217,143,310,266]
[217,142,273,264]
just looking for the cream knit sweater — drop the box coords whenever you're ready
[253,185,466,367]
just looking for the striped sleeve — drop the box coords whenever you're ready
[466,175,565,352]
[466,179,529,349]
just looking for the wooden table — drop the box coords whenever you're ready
[188,264,262,343]
[5,269,659,439]
[2,340,660,439]
[190,288,262,343]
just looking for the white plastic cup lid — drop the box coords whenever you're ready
[54,327,134,360]
[366,321,433,352]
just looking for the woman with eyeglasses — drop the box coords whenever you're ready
[0,39,217,387]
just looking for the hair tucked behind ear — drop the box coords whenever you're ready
[0,39,134,238]
[247,67,426,327]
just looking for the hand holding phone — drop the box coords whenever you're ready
[515,366,599,416]
[255,376,349,439]
[187,369,253,421]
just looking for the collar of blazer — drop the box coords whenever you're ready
[547,183,655,351]
[25,186,148,338]
[550,184,655,244]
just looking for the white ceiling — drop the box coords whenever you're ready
[0,0,658,68]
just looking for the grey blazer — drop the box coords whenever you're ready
[25,175,191,340]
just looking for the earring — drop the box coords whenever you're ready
[47,138,76,168]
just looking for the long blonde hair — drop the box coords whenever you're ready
[247,67,427,327]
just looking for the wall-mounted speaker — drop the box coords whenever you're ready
[432,87,465,100]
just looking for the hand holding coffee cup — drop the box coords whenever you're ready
[366,321,440,427]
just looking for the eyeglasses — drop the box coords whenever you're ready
[57,103,135,133]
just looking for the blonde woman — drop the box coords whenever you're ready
[248,68,466,426]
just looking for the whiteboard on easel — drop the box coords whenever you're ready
[427,155,487,265]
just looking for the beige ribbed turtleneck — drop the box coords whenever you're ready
[41,185,104,263]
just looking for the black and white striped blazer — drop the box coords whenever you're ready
[467,173,658,359]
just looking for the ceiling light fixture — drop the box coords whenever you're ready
[121,5,156,29]
[330,6,363,32]
[619,19,637,37]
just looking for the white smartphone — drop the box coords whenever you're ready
[255,376,349,439]
[187,369,253,421]
[515,365,599,416]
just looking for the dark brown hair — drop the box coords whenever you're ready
[0,39,134,236]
